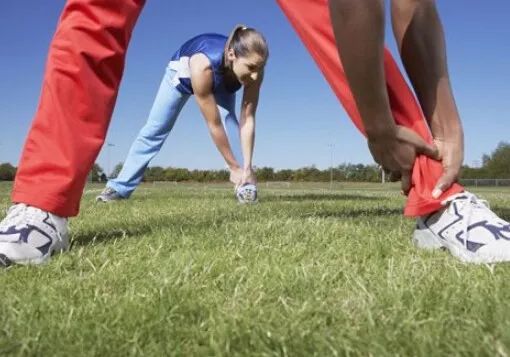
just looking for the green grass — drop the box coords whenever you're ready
[1,181,510,356]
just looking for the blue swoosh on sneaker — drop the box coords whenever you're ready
[0,213,56,255]
[454,220,510,253]
[463,221,510,241]
[435,202,510,253]
[425,201,487,253]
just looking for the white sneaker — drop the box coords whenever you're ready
[236,184,258,204]
[413,192,510,264]
[96,186,125,203]
[0,204,69,266]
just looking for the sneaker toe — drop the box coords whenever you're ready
[476,240,510,263]
[0,254,12,267]
[0,242,44,265]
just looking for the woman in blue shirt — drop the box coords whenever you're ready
[97,26,268,203]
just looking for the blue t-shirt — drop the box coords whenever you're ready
[168,33,242,95]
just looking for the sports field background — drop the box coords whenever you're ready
[1,181,510,356]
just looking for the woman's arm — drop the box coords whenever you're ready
[239,73,263,184]
[190,54,241,183]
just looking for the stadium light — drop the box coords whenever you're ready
[106,142,115,178]
[328,144,334,190]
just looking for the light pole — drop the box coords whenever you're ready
[328,144,334,190]
[106,142,115,178]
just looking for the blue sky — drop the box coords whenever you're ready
[1,1,509,173]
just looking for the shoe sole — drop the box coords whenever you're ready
[0,254,12,267]
[0,235,69,267]
[413,228,445,251]
[4,247,67,266]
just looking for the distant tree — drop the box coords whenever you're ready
[111,162,124,178]
[164,167,191,181]
[144,166,165,181]
[274,169,293,181]
[190,169,207,182]
[481,154,491,166]
[256,167,275,181]
[213,169,230,182]
[89,163,104,182]
[483,142,510,178]
[0,163,16,181]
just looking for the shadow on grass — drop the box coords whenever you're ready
[262,193,385,202]
[71,204,404,249]
[303,205,510,220]
[300,207,403,219]
[70,213,232,248]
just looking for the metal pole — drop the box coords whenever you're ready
[107,142,115,177]
[329,144,334,190]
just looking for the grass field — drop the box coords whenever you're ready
[1,181,510,356]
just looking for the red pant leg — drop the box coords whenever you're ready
[276,0,463,216]
[12,0,146,217]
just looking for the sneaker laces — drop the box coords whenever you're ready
[441,192,491,250]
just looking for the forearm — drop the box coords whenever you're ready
[206,120,240,169]
[240,115,255,169]
[392,0,464,147]
[430,101,463,138]
[329,0,396,139]
[194,90,240,170]
[190,55,241,169]
[428,79,464,151]
[196,96,240,170]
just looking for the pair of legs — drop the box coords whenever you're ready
[106,66,241,199]
[11,0,147,217]
[11,0,459,218]
[2,0,508,265]
[276,0,463,216]
[276,0,510,263]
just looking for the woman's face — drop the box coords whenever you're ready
[227,49,265,85]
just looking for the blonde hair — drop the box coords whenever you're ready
[224,24,269,65]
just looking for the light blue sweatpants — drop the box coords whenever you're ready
[107,65,242,197]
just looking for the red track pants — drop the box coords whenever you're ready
[12,0,145,216]
[276,0,463,216]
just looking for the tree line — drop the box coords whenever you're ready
[2,142,510,182]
